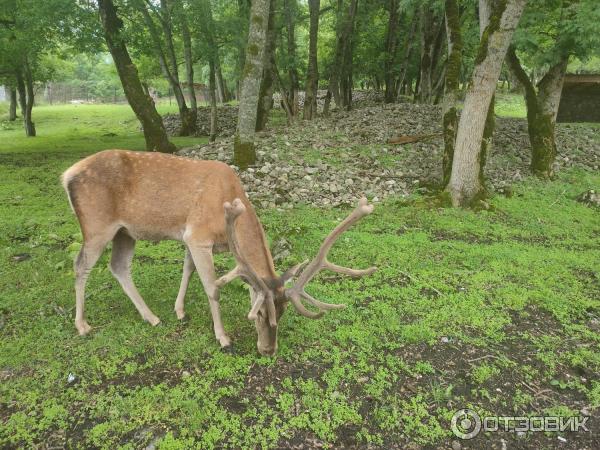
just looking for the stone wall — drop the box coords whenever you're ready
[557,76,600,123]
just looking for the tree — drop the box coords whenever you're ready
[256,0,277,130]
[98,0,175,152]
[506,0,600,178]
[383,0,401,103]
[233,0,271,169]
[135,0,196,136]
[329,0,359,110]
[303,0,320,120]
[446,0,527,207]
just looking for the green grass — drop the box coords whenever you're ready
[495,92,527,118]
[0,102,207,154]
[1,104,599,448]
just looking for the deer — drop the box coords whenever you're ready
[61,150,376,356]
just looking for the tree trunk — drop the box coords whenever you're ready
[233,0,271,169]
[446,0,526,207]
[339,0,358,110]
[284,0,299,116]
[395,13,418,97]
[442,0,462,187]
[23,61,36,137]
[181,12,198,127]
[8,87,17,121]
[384,0,400,103]
[303,0,320,120]
[478,0,495,182]
[98,0,175,152]
[215,56,228,103]
[506,47,568,178]
[208,59,218,142]
[417,2,435,103]
[236,0,251,100]
[329,0,358,110]
[256,0,277,131]
[158,0,195,135]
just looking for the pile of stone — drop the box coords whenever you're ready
[162,105,238,137]
[178,101,600,209]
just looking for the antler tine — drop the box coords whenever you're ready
[285,197,377,317]
[216,198,277,327]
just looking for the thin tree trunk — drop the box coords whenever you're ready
[303,0,320,120]
[284,0,299,115]
[159,0,195,135]
[256,0,277,131]
[395,13,418,97]
[215,56,228,103]
[23,61,36,137]
[384,0,400,103]
[98,0,175,152]
[273,62,294,123]
[180,12,198,126]
[446,0,526,207]
[208,59,218,142]
[417,2,435,103]
[441,0,463,188]
[478,0,495,182]
[234,0,271,169]
[339,0,358,110]
[8,87,17,121]
[506,47,568,178]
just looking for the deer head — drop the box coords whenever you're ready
[216,197,377,356]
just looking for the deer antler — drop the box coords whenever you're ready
[215,199,277,326]
[285,197,377,318]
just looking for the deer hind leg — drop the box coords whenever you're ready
[110,230,160,327]
[174,247,195,320]
[74,229,116,335]
[186,243,231,348]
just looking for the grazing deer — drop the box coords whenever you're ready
[61,150,376,355]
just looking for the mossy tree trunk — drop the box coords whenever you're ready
[303,0,320,120]
[234,0,271,169]
[506,46,568,178]
[256,0,277,131]
[383,0,400,103]
[8,87,17,121]
[446,0,526,207]
[98,0,175,153]
[441,0,463,187]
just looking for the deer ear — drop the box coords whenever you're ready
[280,260,309,284]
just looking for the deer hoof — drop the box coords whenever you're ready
[76,320,92,336]
[221,344,234,354]
[147,316,161,327]
[175,309,186,320]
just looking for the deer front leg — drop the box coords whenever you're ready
[174,248,195,320]
[186,243,231,349]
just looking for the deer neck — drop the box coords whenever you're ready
[236,209,278,282]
